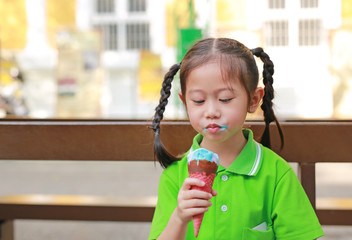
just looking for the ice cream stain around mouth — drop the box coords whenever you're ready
[204,124,227,133]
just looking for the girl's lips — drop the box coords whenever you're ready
[204,124,227,133]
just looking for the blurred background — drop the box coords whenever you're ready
[1,0,352,239]
[0,0,351,120]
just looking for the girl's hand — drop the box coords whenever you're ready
[175,177,217,224]
[156,178,217,240]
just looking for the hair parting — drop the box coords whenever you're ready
[251,47,284,150]
[151,63,181,168]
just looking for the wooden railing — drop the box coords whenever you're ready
[0,119,351,239]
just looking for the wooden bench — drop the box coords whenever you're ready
[0,119,351,239]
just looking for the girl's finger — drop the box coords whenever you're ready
[180,198,213,210]
[180,177,205,191]
[182,189,212,201]
[183,206,210,217]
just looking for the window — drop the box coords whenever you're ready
[299,19,322,46]
[92,0,150,51]
[126,23,150,50]
[300,0,318,8]
[264,20,289,46]
[268,0,285,9]
[94,23,118,50]
[96,0,115,14]
[128,0,146,12]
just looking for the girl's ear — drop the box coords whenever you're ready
[248,87,264,113]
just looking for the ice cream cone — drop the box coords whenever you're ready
[187,148,219,238]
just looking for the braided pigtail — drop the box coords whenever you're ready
[251,48,284,150]
[151,63,181,168]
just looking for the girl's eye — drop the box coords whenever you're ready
[219,98,233,103]
[193,100,204,104]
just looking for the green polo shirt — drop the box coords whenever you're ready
[149,129,324,240]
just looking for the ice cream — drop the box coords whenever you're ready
[187,148,219,238]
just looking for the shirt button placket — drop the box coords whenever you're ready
[220,174,229,213]
[215,174,230,238]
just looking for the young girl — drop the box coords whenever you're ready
[149,38,324,240]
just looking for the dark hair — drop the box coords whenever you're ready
[152,38,284,168]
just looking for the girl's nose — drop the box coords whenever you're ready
[205,102,220,119]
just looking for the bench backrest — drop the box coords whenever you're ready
[1,120,350,162]
[0,119,351,225]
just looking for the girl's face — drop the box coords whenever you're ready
[180,60,262,146]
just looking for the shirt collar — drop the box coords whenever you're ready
[189,129,263,176]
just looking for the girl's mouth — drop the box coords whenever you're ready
[204,124,227,133]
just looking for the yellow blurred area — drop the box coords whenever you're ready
[47,0,76,47]
[216,0,244,23]
[166,0,176,46]
[0,73,13,85]
[0,59,17,85]
[216,0,246,34]
[342,0,352,28]
[0,0,27,49]
[342,0,352,19]
[138,51,162,102]
[166,0,197,47]
[0,0,75,49]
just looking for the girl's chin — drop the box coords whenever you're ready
[202,131,227,142]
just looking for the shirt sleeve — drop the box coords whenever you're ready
[271,168,325,240]
[148,166,180,240]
